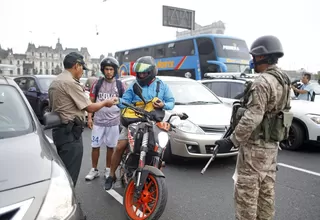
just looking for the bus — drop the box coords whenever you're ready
[114,34,251,80]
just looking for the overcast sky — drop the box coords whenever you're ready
[0,0,319,71]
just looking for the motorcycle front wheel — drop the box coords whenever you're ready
[123,174,168,220]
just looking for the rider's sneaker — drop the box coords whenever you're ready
[104,175,116,191]
[85,168,99,181]
[105,168,110,179]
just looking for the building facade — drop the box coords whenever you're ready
[176,20,226,39]
[0,39,106,77]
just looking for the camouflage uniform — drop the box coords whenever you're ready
[230,65,291,220]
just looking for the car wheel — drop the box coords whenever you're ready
[280,122,305,151]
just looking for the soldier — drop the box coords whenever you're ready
[215,36,293,220]
[49,52,118,187]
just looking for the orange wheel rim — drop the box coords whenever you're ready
[125,174,159,220]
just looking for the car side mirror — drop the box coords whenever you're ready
[43,112,62,130]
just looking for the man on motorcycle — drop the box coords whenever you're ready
[104,56,175,190]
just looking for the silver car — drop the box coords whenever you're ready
[0,76,85,219]
[120,76,238,161]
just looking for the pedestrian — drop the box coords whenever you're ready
[215,35,293,220]
[48,52,118,187]
[85,57,126,181]
[291,72,315,101]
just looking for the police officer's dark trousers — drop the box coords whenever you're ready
[52,122,84,187]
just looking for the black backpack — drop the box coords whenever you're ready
[93,78,124,102]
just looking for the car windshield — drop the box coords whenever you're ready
[0,85,33,139]
[164,80,222,105]
[38,77,55,91]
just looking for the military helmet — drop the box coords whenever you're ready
[250,35,284,58]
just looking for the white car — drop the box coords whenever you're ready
[201,73,320,150]
[119,75,238,162]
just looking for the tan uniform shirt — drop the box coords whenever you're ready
[49,70,92,124]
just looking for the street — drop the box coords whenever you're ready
[45,128,320,220]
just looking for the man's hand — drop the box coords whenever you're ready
[104,97,119,107]
[87,118,93,129]
[153,99,164,109]
[215,137,234,153]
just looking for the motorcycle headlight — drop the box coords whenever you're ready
[158,131,169,148]
[171,118,204,134]
[307,114,320,124]
[36,161,76,220]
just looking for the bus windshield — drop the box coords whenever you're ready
[214,38,251,60]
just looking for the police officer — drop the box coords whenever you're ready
[215,36,292,220]
[49,52,118,187]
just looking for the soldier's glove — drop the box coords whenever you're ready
[215,137,234,153]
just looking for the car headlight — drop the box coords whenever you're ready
[171,117,204,134]
[307,114,320,124]
[36,161,75,220]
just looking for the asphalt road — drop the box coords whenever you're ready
[45,128,320,220]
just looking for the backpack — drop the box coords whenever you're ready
[93,78,124,102]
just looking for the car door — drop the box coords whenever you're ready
[25,77,40,115]
[202,81,229,103]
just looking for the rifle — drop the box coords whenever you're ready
[200,126,234,174]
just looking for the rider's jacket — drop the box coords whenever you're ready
[117,77,175,111]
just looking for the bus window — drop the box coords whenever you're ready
[129,49,144,61]
[165,39,194,57]
[143,47,152,57]
[154,45,165,59]
[115,52,124,63]
[214,38,250,60]
[196,37,217,76]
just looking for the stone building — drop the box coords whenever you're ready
[0,39,106,77]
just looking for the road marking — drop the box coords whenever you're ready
[106,189,146,217]
[278,163,320,177]
[45,135,53,144]
[107,189,123,205]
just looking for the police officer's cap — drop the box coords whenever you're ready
[64,52,89,70]
[250,35,284,58]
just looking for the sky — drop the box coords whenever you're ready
[0,0,319,72]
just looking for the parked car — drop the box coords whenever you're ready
[0,75,85,219]
[119,75,238,161]
[201,73,320,150]
[13,75,56,121]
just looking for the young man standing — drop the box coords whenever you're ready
[85,57,126,181]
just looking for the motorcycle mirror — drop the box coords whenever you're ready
[133,83,146,104]
[180,113,188,120]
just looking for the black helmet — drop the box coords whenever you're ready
[133,56,158,86]
[100,57,119,79]
[250,35,284,58]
